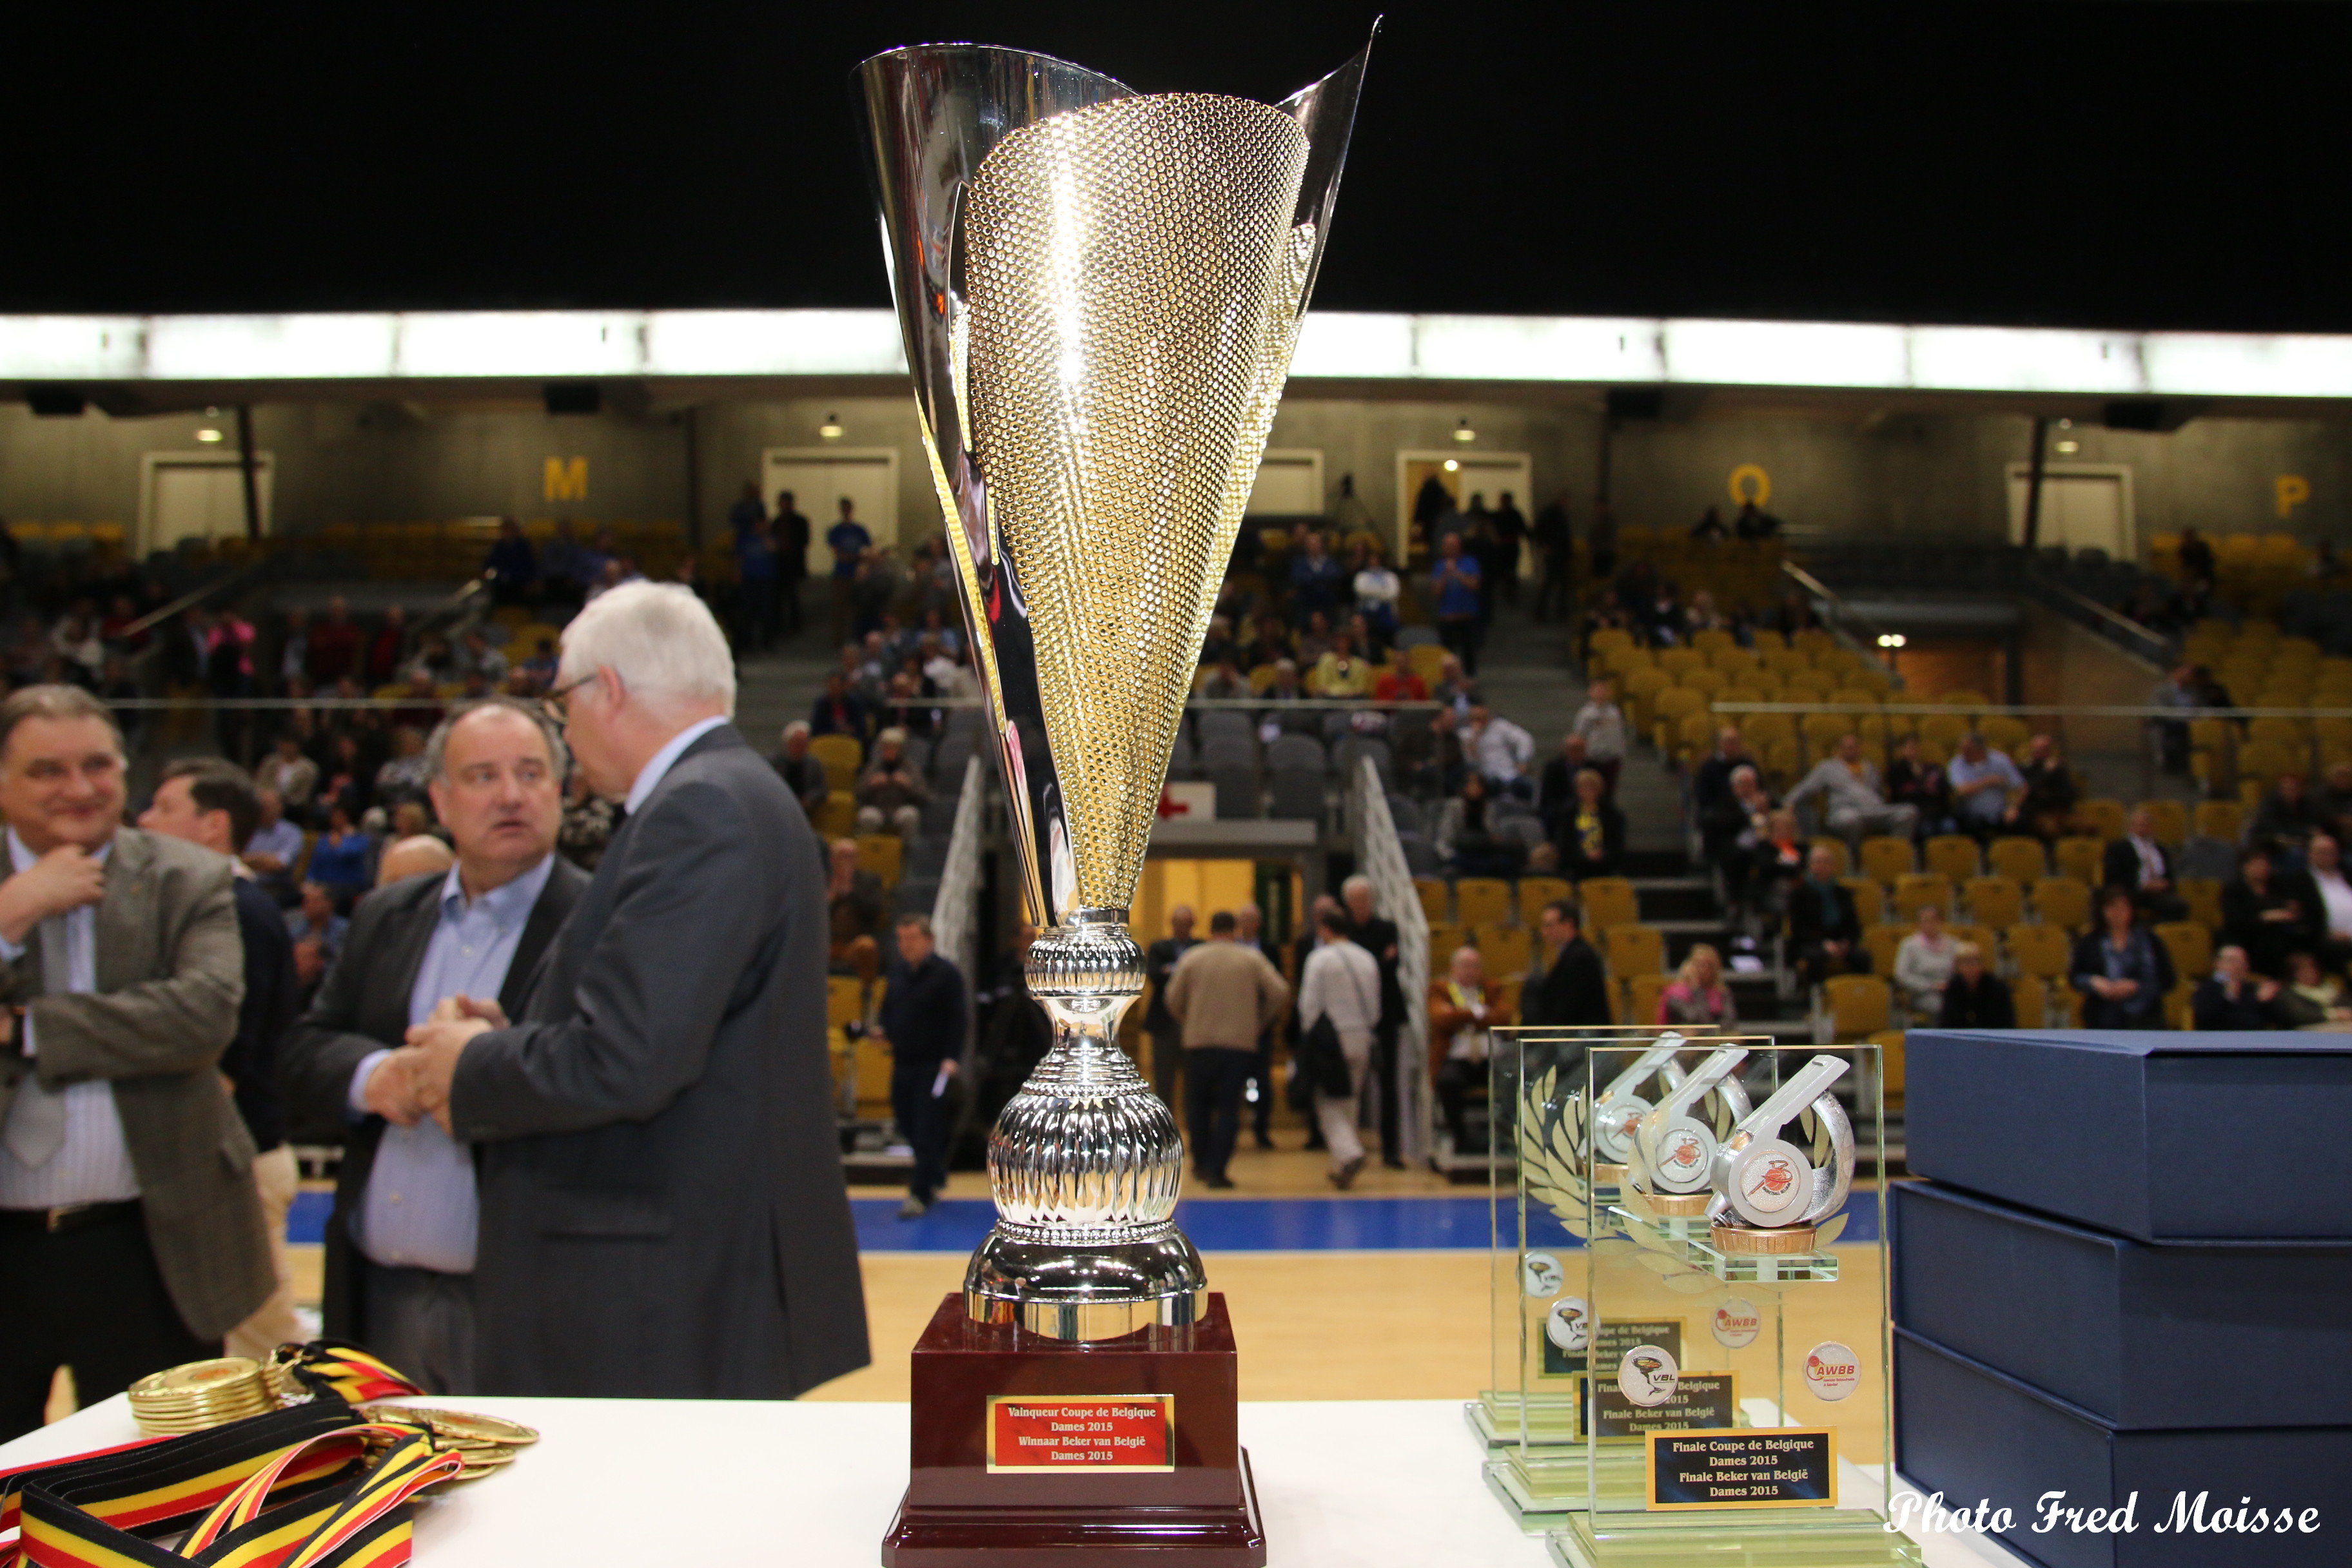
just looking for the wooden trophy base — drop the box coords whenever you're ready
[881,1293,1266,1567]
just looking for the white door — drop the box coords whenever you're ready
[763,448,900,555]
[2006,464,2133,558]
[141,454,273,554]
[1393,450,1535,573]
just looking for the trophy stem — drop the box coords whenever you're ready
[964,914,1208,1340]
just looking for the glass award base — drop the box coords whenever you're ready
[1549,1509,1923,1567]
[1611,1209,1841,1283]
[1467,1391,1583,1448]
[1483,1446,1663,1530]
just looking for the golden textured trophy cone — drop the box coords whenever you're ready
[957,92,1310,914]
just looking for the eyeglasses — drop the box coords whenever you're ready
[542,672,595,724]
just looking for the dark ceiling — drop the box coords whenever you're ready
[10,2,2348,333]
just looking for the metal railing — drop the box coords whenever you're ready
[1350,755,1430,1162]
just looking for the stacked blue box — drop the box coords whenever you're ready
[1892,1029,2352,1568]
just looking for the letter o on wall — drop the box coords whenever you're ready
[1729,465,1771,507]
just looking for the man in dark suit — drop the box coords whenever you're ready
[2104,806,2187,923]
[280,698,584,1391]
[874,912,966,1219]
[0,686,266,1442]
[1524,900,1611,1026]
[399,583,867,1399]
[138,759,302,1360]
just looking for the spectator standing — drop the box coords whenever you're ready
[1288,529,1345,627]
[1531,493,1573,622]
[2071,885,2176,1028]
[1144,906,1199,1110]
[365,604,409,687]
[1431,533,1484,675]
[1340,876,1406,1170]
[1554,767,1625,882]
[775,490,810,636]
[1491,491,1527,606]
[1538,732,1594,839]
[2147,664,2200,774]
[1569,680,1627,796]
[308,596,361,686]
[827,499,873,646]
[1937,943,2015,1028]
[1302,906,1384,1188]
[1164,910,1289,1189]
[730,482,776,653]
[1353,547,1401,642]
[138,760,303,1361]
[874,913,966,1217]
[2253,772,2324,867]
[0,687,267,1443]
[1785,733,1917,846]
[484,520,538,608]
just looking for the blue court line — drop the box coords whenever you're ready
[853,1195,1883,1254]
[289,1185,1881,1255]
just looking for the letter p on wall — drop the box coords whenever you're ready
[545,456,588,502]
[2277,474,2310,518]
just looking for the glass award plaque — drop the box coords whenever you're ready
[1541,1039,1921,1567]
[1475,1026,1744,1526]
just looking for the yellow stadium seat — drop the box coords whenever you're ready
[827,975,867,1028]
[1620,973,1671,1026]
[810,733,863,790]
[2053,837,2105,886]
[1863,925,1908,976]
[1518,876,1572,929]
[1658,649,1706,679]
[1839,876,1885,927]
[1857,836,1914,887]
[1965,877,2023,930]
[1923,835,1982,883]
[1414,876,1449,925]
[1454,877,1512,926]
[1406,645,1448,683]
[1427,921,1467,970]
[1892,872,1953,921]
[855,834,903,888]
[1824,975,1892,1039]
[2010,973,2050,1028]
[2153,921,2211,982]
[2031,877,2092,932]
[2130,799,2187,847]
[1691,629,1736,654]
[1603,924,1666,977]
[816,790,857,839]
[2237,741,2299,787]
[1986,836,2048,884]
[1870,1028,1908,1108]
[1475,923,1534,978]
[2178,878,2222,931]
[1578,877,1640,936]
[2006,921,2072,981]
[2075,799,2126,841]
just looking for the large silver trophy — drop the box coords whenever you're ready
[860,37,1370,1340]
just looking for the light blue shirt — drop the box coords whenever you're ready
[624,716,729,816]
[1947,749,2025,823]
[347,854,554,1273]
[0,830,135,1208]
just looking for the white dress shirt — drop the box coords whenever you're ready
[0,830,139,1208]
[2316,867,2352,941]
[625,716,729,815]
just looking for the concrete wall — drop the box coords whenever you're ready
[0,388,2345,558]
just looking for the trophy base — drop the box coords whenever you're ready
[1639,1190,1712,1217]
[1710,1221,1818,1255]
[883,1293,1265,1567]
[1549,1510,1922,1566]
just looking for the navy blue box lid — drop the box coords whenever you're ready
[1905,1030,2352,1242]
[1892,1181,2352,1429]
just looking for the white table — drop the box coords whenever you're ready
[0,1397,2030,1567]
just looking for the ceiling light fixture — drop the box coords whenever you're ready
[818,411,845,440]
[195,427,223,443]
[1442,458,1459,473]
[1451,417,1476,444]
[2054,440,2080,455]
[1876,632,1907,649]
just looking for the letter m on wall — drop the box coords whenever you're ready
[544,456,588,502]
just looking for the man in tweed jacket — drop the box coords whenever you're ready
[0,685,266,1442]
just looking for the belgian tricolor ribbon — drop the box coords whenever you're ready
[266,1346,424,1408]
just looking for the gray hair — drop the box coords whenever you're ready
[558,581,736,716]
[425,696,569,783]
[1342,874,1373,898]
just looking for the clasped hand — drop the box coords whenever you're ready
[362,994,507,1132]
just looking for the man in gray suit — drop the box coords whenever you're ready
[0,685,266,1442]
[279,698,586,1392]
[399,583,867,1398]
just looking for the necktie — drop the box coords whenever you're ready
[2,918,72,1170]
